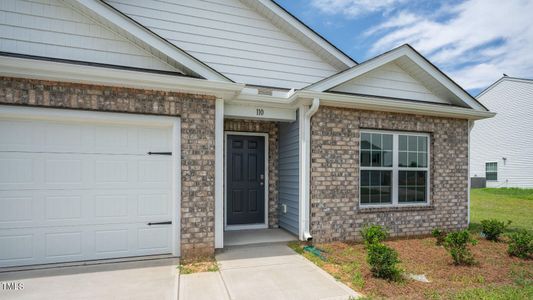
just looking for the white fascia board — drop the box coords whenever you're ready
[232,90,494,120]
[0,56,244,98]
[305,45,487,112]
[297,90,496,120]
[65,0,229,82]
[249,0,356,69]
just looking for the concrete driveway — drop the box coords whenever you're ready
[0,258,179,300]
[180,243,360,300]
[1,244,360,300]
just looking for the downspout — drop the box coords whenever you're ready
[467,120,474,225]
[302,98,320,241]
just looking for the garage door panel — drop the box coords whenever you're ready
[0,189,172,230]
[138,227,171,251]
[0,111,177,267]
[94,194,129,218]
[0,119,34,149]
[0,234,34,263]
[138,193,170,217]
[0,194,33,223]
[44,123,83,151]
[94,229,130,255]
[138,127,172,153]
[0,158,34,185]
[0,222,174,267]
[45,231,83,258]
[0,153,170,191]
[0,119,172,155]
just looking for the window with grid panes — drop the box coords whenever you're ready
[360,131,429,206]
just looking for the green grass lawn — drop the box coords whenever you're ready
[470,188,533,232]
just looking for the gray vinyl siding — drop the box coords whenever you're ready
[470,78,533,188]
[278,113,299,235]
[0,0,179,72]
[105,0,340,88]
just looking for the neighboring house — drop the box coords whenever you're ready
[470,77,533,188]
[0,0,493,268]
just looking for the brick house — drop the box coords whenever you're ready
[0,0,493,267]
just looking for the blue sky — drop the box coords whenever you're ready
[275,0,533,95]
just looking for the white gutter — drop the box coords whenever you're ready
[231,90,495,120]
[301,98,320,241]
[297,91,495,121]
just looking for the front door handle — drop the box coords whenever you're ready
[147,221,172,226]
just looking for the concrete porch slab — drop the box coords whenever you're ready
[223,228,296,247]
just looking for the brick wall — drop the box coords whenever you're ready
[310,106,469,242]
[224,119,279,228]
[0,76,216,258]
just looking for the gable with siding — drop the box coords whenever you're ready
[330,61,449,104]
[0,0,181,72]
[105,0,342,89]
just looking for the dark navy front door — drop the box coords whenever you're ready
[226,135,265,225]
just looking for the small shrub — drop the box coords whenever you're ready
[361,224,389,246]
[366,243,402,281]
[432,228,446,246]
[480,219,511,241]
[444,230,478,265]
[507,229,533,259]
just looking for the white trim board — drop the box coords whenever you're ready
[0,56,244,99]
[214,99,224,248]
[224,104,296,122]
[224,131,269,231]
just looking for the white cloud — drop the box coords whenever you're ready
[311,0,406,18]
[365,0,533,90]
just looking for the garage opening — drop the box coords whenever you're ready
[0,106,180,268]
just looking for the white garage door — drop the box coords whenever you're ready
[0,108,179,268]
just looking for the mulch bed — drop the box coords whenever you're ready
[296,237,532,299]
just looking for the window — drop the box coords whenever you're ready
[360,130,430,206]
[360,133,393,205]
[485,162,498,181]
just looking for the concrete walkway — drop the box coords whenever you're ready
[0,258,179,300]
[179,243,360,300]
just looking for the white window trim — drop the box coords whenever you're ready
[359,129,431,208]
[485,161,498,181]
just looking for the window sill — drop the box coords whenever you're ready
[357,204,435,213]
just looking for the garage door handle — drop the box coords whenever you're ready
[147,221,172,226]
[147,152,172,155]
